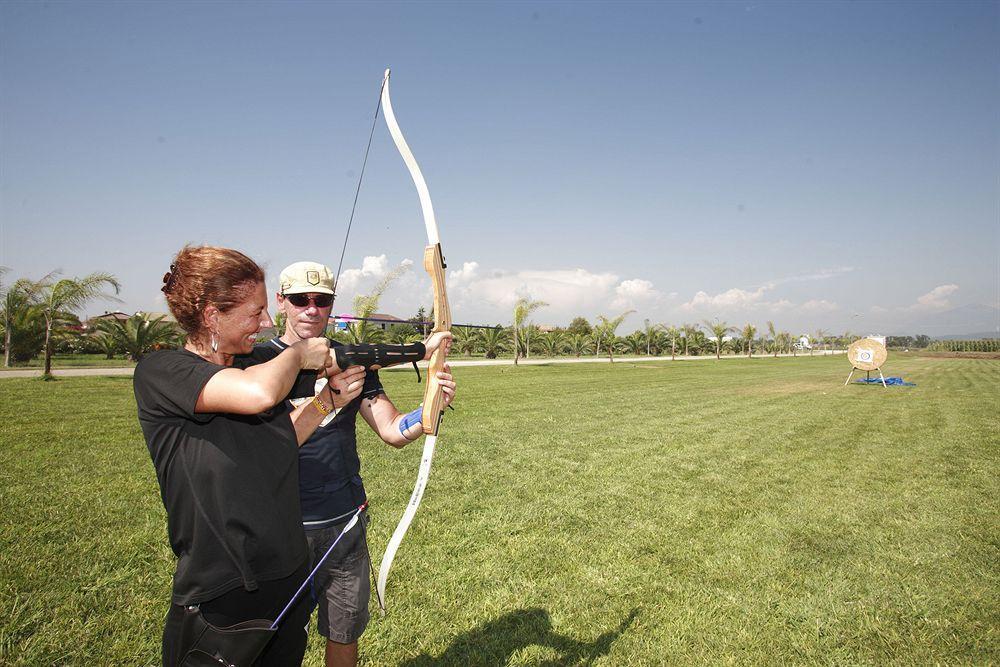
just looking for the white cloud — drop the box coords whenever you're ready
[450,267,620,312]
[448,261,480,283]
[681,286,770,311]
[612,279,661,309]
[332,258,653,323]
[335,254,391,293]
[336,255,415,289]
[680,266,853,317]
[910,284,959,311]
[869,284,959,317]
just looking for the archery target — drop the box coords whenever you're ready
[847,338,888,371]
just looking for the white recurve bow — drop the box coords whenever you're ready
[375,68,452,613]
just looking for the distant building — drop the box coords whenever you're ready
[141,311,176,323]
[330,313,408,332]
[82,311,130,331]
[84,311,177,330]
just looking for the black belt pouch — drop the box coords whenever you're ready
[176,604,276,667]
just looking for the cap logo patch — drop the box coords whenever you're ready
[307,271,321,286]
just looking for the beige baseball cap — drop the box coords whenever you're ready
[279,261,335,295]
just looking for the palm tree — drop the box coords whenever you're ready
[742,323,757,358]
[681,323,699,357]
[643,319,653,355]
[660,324,679,361]
[776,331,792,355]
[90,329,121,360]
[35,272,121,378]
[538,330,566,357]
[611,336,631,357]
[625,331,645,355]
[386,323,420,345]
[478,326,508,359]
[2,272,46,367]
[703,319,736,359]
[512,297,547,366]
[590,328,603,357]
[95,313,183,361]
[646,327,667,356]
[686,329,708,356]
[595,310,634,362]
[813,329,826,355]
[449,326,481,356]
[767,321,778,358]
[2,282,47,366]
[348,262,409,344]
[523,323,542,359]
[566,332,591,357]
[273,312,287,337]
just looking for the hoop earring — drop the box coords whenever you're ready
[210,333,219,353]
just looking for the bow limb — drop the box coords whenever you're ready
[375,434,436,613]
[375,68,452,613]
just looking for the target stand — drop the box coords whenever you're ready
[845,338,888,388]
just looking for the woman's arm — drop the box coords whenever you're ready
[195,338,331,414]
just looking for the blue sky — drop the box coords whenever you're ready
[2,1,997,336]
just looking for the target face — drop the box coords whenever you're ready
[847,338,888,371]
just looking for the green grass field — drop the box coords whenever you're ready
[1,355,997,665]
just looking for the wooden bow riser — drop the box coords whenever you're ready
[421,243,450,436]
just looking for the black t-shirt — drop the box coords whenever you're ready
[133,348,308,605]
[252,339,384,524]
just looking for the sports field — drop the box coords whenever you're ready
[1,354,997,665]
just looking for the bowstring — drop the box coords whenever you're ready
[333,75,387,302]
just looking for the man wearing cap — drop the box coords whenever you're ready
[256,261,454,667]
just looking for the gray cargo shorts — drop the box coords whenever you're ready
[304,510,371,643]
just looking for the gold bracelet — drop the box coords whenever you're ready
[312,393,333,416]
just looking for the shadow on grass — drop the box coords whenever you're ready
[399,607,639,666]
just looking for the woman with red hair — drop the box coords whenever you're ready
[134,245,336,666]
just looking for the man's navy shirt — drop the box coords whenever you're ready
[248,338,385,525]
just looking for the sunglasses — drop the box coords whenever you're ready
[284,293,334,308]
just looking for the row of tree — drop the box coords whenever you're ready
[8,269,979,371]
[340,317,844,361]
[500,297,850,362]
[1,269,128,377]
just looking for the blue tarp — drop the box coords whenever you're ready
[854,377,916,386]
